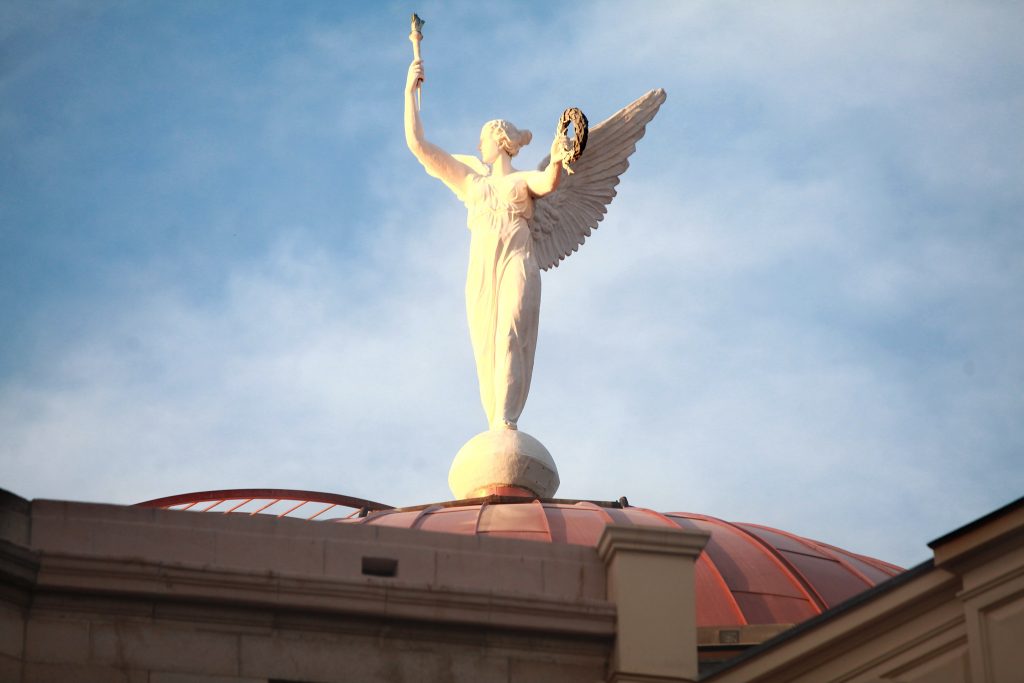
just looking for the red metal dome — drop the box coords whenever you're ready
[137,489,902,633]
[344,497,903,629]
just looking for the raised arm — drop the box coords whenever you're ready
[404,60,475,198]
[525,135,569,197]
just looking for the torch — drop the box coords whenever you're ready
[409,13,425,110]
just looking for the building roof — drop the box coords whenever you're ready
[345,496,903,629]
[137,488,902,631]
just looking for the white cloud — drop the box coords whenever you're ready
[2,2,1022,570]
[0,201,478,504]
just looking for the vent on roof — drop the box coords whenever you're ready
[362,556,398,577]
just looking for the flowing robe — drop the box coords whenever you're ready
[462,174,540,430]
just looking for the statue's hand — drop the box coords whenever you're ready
[549,135,570,166]
[406,59,424,95]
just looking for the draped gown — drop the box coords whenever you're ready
[461,173,540,431]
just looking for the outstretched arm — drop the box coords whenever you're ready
[525,135,569,197]
[404,60,475,198]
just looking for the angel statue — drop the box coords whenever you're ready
[403,56,665,498]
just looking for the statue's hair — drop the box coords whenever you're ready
[483,119,532,158]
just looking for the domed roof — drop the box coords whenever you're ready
[344,497,903,628]
[136,488,903,630]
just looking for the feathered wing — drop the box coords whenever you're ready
[529,89,666,271]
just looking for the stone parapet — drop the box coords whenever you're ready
[0,489,613,683]
[598,524,710,683]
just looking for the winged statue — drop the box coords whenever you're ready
[403,58,665,437]
[530,89,666,271]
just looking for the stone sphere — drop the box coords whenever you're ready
[448,430,560,499]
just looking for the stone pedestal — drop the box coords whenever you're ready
[448,430,560,499]
[598,525,710,683]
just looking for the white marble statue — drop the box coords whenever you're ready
[403,50,665,498]
[404,58,665,432]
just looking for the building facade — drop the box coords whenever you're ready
[0,488,1020,682]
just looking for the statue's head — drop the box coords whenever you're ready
[480,119,532,162]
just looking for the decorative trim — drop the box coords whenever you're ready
[597,525,709,564]
[33,552,616,637]
[607,671,696,683]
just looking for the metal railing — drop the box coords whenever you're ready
[135,488,393,521]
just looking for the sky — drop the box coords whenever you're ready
[1,1,1021,568]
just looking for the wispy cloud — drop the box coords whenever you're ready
[1,2,1021,568]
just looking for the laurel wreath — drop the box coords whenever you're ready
[556,107,589,172]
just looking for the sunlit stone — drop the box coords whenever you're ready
[448,430,559,499]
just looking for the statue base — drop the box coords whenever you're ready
[448,429,560,500]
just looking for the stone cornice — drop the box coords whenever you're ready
[0,538,39,607]
[597,525,709,564]
[34,551,616,637]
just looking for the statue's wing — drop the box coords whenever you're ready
[529,89,666,271]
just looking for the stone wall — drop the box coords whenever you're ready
[0,490,613,683]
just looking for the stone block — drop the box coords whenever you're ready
[435,550,545,595]
[23,662,148,683]
[91,621,239,675]
[28,514,95,554]
[25,499,70,519]
[0,602,25,658]
[151,673,266,683]
[318,518,382,543]
[214,531,324,576]
[374,521,480,551]
[30,513,218,568]
[38,500,157,525]
[155,507,260,532]
[395,647,511,683]
[31,591,155,620]
[0,654,22,683]
[239,631,381,681]
[980,584,1024,683]
[24,617,90,664]
[95,522,218,567]
[324,538,437,584]
[0,489,30,546]
[477,535,548,560]
[542,557,605,600]
[152,602,274,634]
[154,506,311,539]
[509,656,607,683]
[432,650,510,683]
[599,525,708,682]
[241,629,521,683]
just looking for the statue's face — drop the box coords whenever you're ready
[479,131,501,164]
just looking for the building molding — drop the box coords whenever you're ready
[30,549,616,638]
[597,525,710,563]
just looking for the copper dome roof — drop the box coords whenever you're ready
[344,497,903,628]
[137,489,903,630]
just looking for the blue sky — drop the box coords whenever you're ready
[2,1,1021,567]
